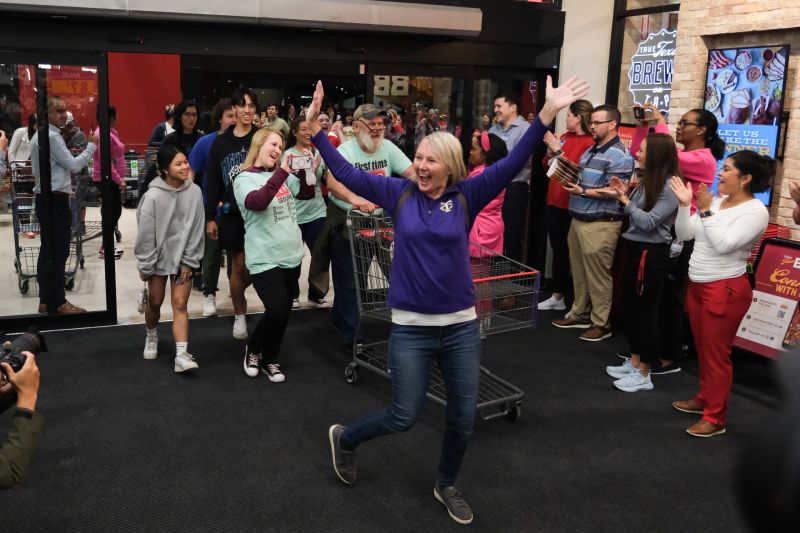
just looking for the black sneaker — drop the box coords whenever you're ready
[261,363,285,383]
[433,485,473,525]
[650,360,682,375]
[243,348,262,378]
[328,424,357,485]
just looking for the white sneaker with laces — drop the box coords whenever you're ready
[308,297,329,308]
[202,294,217,317]
[538,295,567,311]
[174,352,199,373]
[143,335,158,360]
[243,348,262,378]
[232,317,248,340]
[613,367,653,392]
[606,358,634,379]
[262,363,285,383]
[292,298,300,309]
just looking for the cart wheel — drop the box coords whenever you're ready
[19,280,29,294]
[344,364,358,385]
[80,258,85,269]
[505,404,522,422]
[65,277,75,291]
[115,229,122,242]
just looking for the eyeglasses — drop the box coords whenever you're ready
[359,119,386,130]
[590,120,613,126]
[677,120,700,128]
[183,112,198,118]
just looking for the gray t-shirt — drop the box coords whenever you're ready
[489,115,531,184]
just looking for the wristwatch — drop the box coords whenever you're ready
[699,210,714,219]
[553,149,563,157]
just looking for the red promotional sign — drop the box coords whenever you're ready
[734,238,800,358]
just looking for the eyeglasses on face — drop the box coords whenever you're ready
[359,119,386,130]
[183,112,198,118]
[677,120,700,128]
[590,120,613,126]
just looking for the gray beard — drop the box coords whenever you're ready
[357,130,381,153]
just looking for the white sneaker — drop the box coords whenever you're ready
[606,358,634,379]
[143,335,158,360]
[233,317,248,340]
[613,367,653,392]
[243,348,262,378]
[174,352,199,373]
[202,294,217,317]
[308,296,329,308]
[262,363,285,383]
[292,298,300,309]
[538,295,567,311]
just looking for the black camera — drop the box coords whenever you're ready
[633,107,646,120]
[0,328,47,378]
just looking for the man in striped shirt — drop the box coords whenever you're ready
[552,104,634,342]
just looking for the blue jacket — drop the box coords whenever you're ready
[312,117,547,314]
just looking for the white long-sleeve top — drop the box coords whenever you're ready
[675,197,769,283]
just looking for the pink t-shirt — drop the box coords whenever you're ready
[92,127,126,186]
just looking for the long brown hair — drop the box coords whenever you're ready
[641,133,681,211]
[569,99,594,135]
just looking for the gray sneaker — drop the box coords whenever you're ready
[328,424,357,485]
[434,485,474,525]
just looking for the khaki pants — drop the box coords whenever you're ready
[567,218,621,329]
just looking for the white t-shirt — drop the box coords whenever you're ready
[675,197,769,283]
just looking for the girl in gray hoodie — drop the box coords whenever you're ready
[135,144,205,373]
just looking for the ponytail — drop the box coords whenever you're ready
[727,150,776,194]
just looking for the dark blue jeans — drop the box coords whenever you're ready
[300,217,326,301]
[341,319,481,487]
[330,227,359,343]
[35,194,72,307]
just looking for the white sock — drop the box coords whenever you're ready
[176,342,188,356]
[146,327,158,339]
[235,314,245,323]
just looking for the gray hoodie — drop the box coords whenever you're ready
[135,176,205,278]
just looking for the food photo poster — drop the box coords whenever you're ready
[704,45,789,206]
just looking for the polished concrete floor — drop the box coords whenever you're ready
[0,204,328,324]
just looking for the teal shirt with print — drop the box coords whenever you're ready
[328,138,413,213]
[233,170,305,274]
[284,146,327,224]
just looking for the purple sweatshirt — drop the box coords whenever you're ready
[312,117,547,314]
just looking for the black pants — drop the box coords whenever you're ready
[502,182,529,262]
[657,239,694,360]
[545,205,571,294]
[299,217,325,300]
[101,187,122,233]
[249,266,301,359]
[35,194,72,307]
[622,240,674,366]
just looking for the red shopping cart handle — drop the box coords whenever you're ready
[356,228,395,240]
[472,271,538,283]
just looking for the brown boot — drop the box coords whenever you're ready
[551,317,591,329]
[56,301,87,314]
[673,399,704,415]
[686,419,726,438]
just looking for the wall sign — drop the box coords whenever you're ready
[627,28,676,112]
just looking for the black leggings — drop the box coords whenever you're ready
[248,266,301,359]
[545,205,571,294]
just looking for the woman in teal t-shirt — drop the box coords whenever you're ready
[233,128,315,383]
[285,117,328,308]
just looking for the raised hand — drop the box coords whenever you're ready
[305,80,325,134]
[0,129,7,151]
[669,176,692,208]
[540,75,590,123]
[788,180,800,204]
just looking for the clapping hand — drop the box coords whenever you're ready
[669,176,693,208]
[788,180,800,205]
[544,131,561,154]
[696,183,713,212]
[0,129,8,151]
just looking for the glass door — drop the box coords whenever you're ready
[0,51,116,330]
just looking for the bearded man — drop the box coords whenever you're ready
[309,104,415,351]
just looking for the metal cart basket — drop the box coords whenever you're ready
[345,212,540,422]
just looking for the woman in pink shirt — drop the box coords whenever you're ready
[625,103,725,374]
[92,106,127,259]
[467,131,507,257]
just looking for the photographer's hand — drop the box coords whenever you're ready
[0,352,40,412]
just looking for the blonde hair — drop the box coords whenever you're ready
[241,128,285,170]
[418,131,467,186]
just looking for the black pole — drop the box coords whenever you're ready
[34,66,56,314]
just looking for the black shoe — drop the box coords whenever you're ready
[433,485,474,525]
[650,360,682,375]
[328,424,357,485]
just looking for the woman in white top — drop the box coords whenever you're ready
[670,150,773,437]
[8,114,36,166]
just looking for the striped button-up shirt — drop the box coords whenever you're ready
[568,135,634,221]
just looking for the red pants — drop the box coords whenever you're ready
[686,275,752,425]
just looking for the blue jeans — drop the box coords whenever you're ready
[330,227,359,343]
[341,320,481,487]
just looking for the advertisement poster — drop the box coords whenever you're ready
[703,45,790,206]
[735,239,800,359]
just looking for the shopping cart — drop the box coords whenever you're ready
[344,212,539,422]
[122,150,145,206]
[9,161,84,293]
